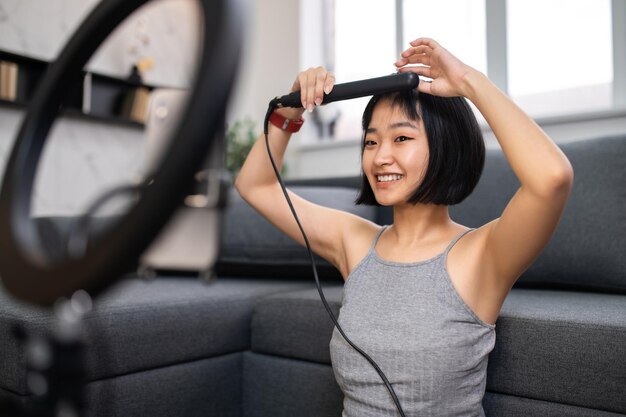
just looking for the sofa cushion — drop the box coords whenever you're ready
[242,351,343,417]
[487,288,626,414]
[85,353,243,417]
[217,186,376,280]
[449,135,626,293]
[483,392,626,417]
[0,277,310,395]
[251,286,626,414]
[250,285,343,364]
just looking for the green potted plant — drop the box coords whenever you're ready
[226,118,287,176]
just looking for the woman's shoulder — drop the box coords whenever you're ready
[339,220,382,279]
[446,219,504,325]
[350,220,384,247]
[447,221,492,263]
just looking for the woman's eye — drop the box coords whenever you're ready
[364,140,377,146]
[395,136,411,142]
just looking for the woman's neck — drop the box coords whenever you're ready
[390,203,457,245]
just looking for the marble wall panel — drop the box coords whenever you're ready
[0,108,144,216]
[0,0,201,215]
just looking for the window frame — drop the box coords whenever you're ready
[396,0,626,117]
[299,0,626,140]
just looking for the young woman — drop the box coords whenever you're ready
[235,38,573,416]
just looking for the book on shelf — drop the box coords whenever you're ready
[0,60,18,102]
[120,86,150,123]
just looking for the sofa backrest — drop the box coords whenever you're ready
[289,135,626,294]
[216,186,377,280]
[32,135,626,292]
[32,186,374,282]
[449,135,626,294]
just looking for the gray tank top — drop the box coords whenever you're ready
[329,226,496,417]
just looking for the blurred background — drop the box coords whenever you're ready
[0,0,625,217]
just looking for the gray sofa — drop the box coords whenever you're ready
[1,135,626,416]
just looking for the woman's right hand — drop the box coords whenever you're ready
[395,37,476,99]
[236,65,373,281]
[289,66,335,114]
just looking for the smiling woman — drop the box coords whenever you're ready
[235,37,573,416]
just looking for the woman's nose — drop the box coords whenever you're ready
[374,141,394,166]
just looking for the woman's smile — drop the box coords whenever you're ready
[376,173,404,187]
[377,174,404,182]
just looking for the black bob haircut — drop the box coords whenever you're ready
[355,89,485,206]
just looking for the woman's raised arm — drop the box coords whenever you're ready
[235,67,373,278]
[396,37,574,293]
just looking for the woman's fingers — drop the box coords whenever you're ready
[397,65,435,94]
[401,44,432,58]
[295,67,334,112]
[324,72,335,95]
[397,65,432,79]
[397,38,474,97]
[313,68,334,110]
[395,45,432,68]
[409,37,440,50]
[314,69,327,106]
[395,54,431,67]
[301,68,318,111]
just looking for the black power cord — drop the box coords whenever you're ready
[263,100,407,417]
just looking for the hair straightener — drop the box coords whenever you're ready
[264,72,419,417]
[272,71,419,108]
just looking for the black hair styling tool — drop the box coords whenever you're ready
[274,72,419,108]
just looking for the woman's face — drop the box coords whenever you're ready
[362,100,429,207]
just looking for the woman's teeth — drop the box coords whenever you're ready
[377,174,403,182]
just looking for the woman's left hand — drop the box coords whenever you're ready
[394,37,477,98]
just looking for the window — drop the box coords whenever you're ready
[507,0,613,116]
[331,0,487,140]
[402,0,487,74]
[333,0,396,140]
[320,0,620,141]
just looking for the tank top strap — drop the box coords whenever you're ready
[368,225,389,254]
[443,228,475,256]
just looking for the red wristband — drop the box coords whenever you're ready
[269,110,304,133]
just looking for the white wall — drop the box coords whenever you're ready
[0,0,202,86]
[227,0,300,125]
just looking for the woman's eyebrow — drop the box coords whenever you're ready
[366,122,419,134]
[389,121,419,130]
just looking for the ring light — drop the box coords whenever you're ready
[0,0,243,305]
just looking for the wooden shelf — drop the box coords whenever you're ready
[0,49,154,127]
